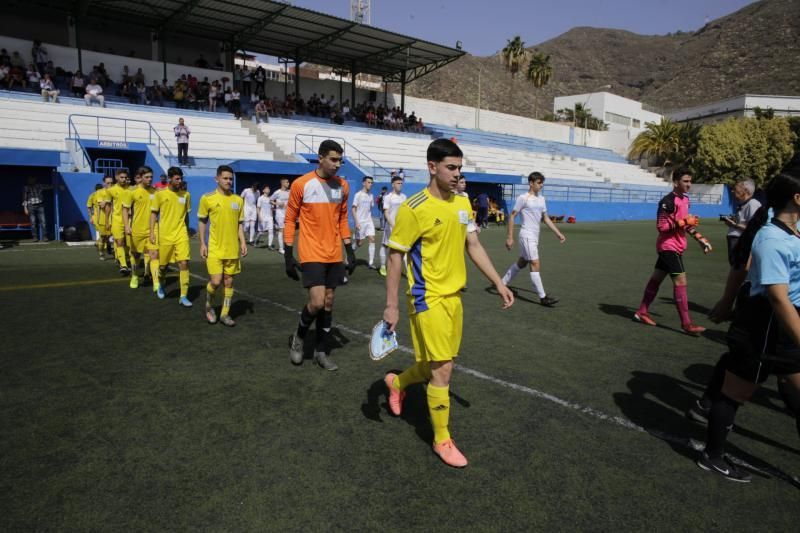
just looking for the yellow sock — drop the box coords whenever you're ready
[395,362,431,391]
[116,245,129,268]
[179,270,190,297]
[221,287,234,317]
[206,282,217,306]
[150,258,161,289]
[427,383,451,444]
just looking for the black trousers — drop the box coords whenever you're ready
[177,143,188,164]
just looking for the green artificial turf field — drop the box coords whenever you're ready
[1,220,798,531]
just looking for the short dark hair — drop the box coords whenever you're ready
[427,138,463,162]
[672,167,692,181]
[167,166,183,178]
[528,171,545,183]
[95,184,103,190]
[217,165,234,176]
[115,168,128,177]
[318,139,344,156]
[362,176,373,182]
[391,175,403,183]
[137,165,153,175]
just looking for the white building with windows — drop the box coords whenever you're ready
[667,94,800,125]
[553,92,663,132]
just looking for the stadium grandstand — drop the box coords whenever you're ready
[0,0,727,241]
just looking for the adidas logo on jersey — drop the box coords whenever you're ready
[434,218,442,226]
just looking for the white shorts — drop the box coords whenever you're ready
[382,224,393,246]
[356,218,375,240]
[244,207,257,222]
[258,217,274,232]
[519,235,540,261]
[275,210,286,229]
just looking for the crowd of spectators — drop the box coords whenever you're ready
[1,44,424,131]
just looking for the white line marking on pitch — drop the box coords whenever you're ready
[183,271,798,487]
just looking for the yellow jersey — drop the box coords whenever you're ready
[92,189,110,227]
[198,190,244,259]
[125,185,157,236]
[387,187,474,313]
[107,184,130,228]
[86,191,95,219]
[152,188,191,245]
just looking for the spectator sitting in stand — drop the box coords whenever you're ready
[26,63,41,89]
[366,107,377,127]
[0,62,9,89]
[84,78,105,107]
[283,94,294,117]
[120,65,131,84]
[173,78,186,108]
[186,89,197,110]
[39,73,59,103]
[319,94,329,115]
[10,51,25,69]
[135,80,146,105]
[331,108,344,125]
[307,93,319,116]
[294,93,306,115]
[119,79,134,102]
[327,94,338,113]
[133,68,145,86]
[255,98,269,123]
[148,80,164,106]
[264,97,274,117]
[6,62,24,90]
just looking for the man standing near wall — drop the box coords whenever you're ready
[174,118,191,166]
[22,176,52,242]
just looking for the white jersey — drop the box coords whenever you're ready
[270,189,290,213]
[514,193,547,239]
[353,190,374,222]
[383,192,407,228]
[257,195,272,220]
[242,188,259,220]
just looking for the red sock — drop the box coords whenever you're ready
[638,278,660,315]
[674,284,691,326]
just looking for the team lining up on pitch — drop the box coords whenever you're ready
[83,138,800,476]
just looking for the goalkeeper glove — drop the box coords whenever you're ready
[284,245,300,280]
[677,215,700,228]
[345,243,357,275]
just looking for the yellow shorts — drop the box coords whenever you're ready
[130,233,151,254]
[408,295,463,362]
[159,239,191,264]
[207,257,241,276]
[112,226,126,242]
[94,223,110,237]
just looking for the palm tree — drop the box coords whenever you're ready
[526,52,552,88]
[501,36,527,77]
[628,118,681,167]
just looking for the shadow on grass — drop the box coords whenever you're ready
[484,285,538,305]
[613,369,800,487]
[361,374,471,446]
[597,302,726,342]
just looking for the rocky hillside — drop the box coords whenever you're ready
[402,0,800,117]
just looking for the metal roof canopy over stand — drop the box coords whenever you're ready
[9,0,465,113]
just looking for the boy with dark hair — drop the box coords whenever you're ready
[501,171,565,306]
[634,168,706,335]
[150,166,192,305]
[285,140,356,371]
[198,165,248,326]
[122,166,156,289]
[382,139,514,467]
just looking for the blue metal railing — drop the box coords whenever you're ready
[510,184,722,205]
[94,158,127,176]
[67,114,174,160]
[294,134,392,180]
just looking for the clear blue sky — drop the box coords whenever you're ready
[288,0,756,55]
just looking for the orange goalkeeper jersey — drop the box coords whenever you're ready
[284,170,351,263]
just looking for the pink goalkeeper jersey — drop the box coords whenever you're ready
[655,191,690,253]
